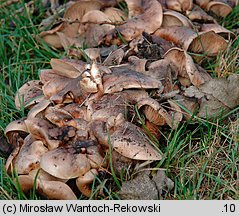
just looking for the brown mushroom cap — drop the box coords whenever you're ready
[44,106,75,127]
[200,23,236,40]
[4,119,28,143]
[207,1,232,17]
[104,0,163,44]
[103,67,163,94]
[166,0,193,12]
[14,139,48,174]
[137,97,173,127]
[27,99,51,119]
[25,118,60,150]
[40,147,91,179]
[186,4,214,22]
[38,180,77,200]
[103,7,128,22]
[110,115,162,160]
[50,58,90,79]
[155,26,228,57]
[162,10,193,28]
[164,47,212,86]
[15,80,43,110]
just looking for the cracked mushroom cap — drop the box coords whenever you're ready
[103,67,163,94]
[15,80,44,110]
[110,114,162,160]
[40,147,91,179]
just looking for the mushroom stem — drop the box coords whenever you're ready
[76,169,98,197]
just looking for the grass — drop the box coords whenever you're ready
[0,1,239,200]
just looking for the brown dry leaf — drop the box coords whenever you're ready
[119,170,174,199]
[174,94,199,120]
[184,74,239,118]
[104,0,163,44]
[200,74,239,109]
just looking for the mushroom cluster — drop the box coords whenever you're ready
[4,0,239,199]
